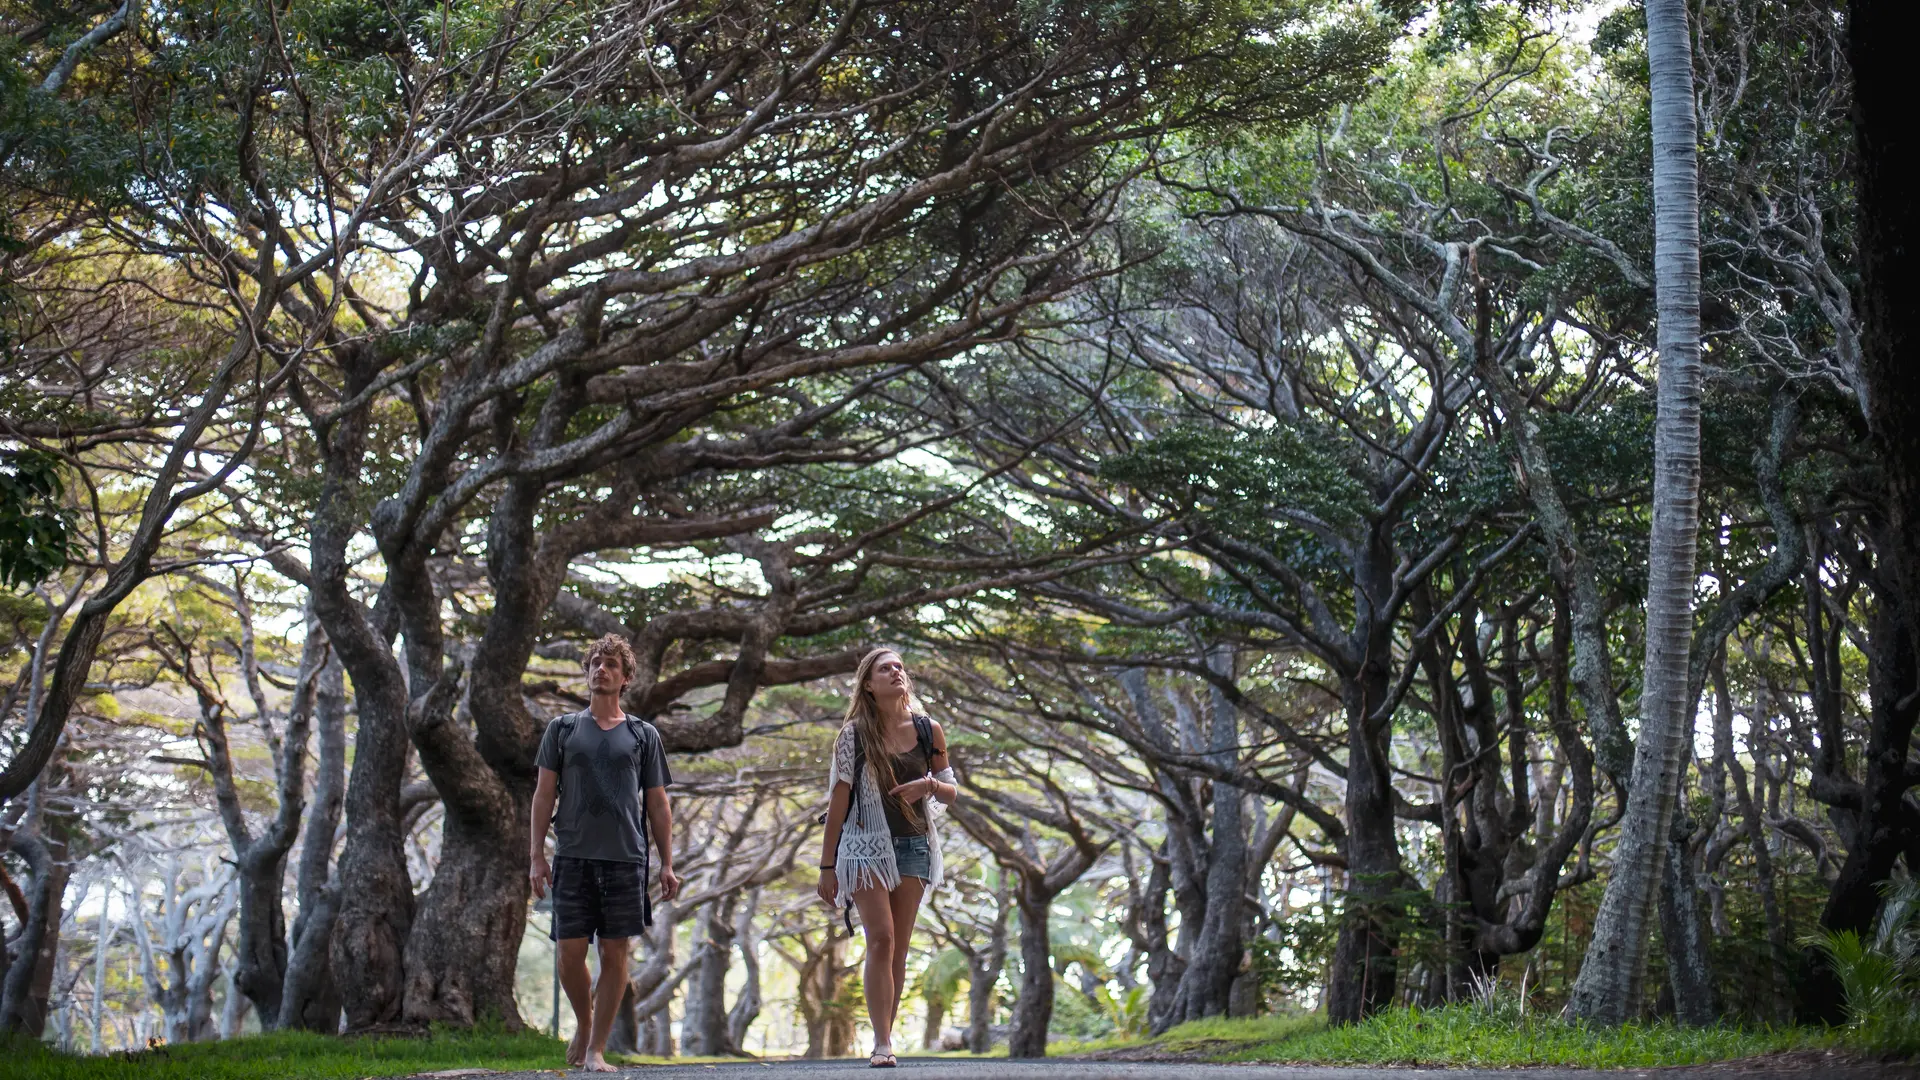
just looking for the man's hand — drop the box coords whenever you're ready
[657,864,681,902]
[529,855,552,900]
[816,867,838,907]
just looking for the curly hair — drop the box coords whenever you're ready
[584,633,637,680]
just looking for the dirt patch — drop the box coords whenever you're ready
[1079,1038,1261,1062]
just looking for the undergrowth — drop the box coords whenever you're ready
[0,1027,734,1080]
[1207,1006,1817,1067]
[1813,878,1920,1056]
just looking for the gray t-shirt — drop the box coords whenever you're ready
[535,711,671,864]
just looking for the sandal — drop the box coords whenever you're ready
[869,1050,897,1068]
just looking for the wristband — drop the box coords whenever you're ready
[819,863,836,870]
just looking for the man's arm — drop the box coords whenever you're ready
[644,785,679,901]
[529,766,559,898]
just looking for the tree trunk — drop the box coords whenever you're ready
[682,899,736,1056]
[966,909,1008,1053]
[1567,0,1704,1026]
[1138,843,1187,1035]
[0,826,68,1036]
[644,1006,674,1056]
[1326,639,1401,1025]
[1172,652,1249,1023]
[402,474,575,1029]
[611,904,678,1054]
[230,851,290,1030]
[312,398,417,1031]
[279,651,347,1032]
[400,794,527,1027]
[1843,0,1920,941]
[922,996,947,1051]
[1006,889,1053,1058]
[724,900,762,1053]
[1659,817,1715,1025]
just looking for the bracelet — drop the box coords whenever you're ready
[819,863,835,870]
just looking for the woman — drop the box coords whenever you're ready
[817,647,958,1068]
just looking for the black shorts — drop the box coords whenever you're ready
[550,855,651,942]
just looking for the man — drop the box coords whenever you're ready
[530,633,680,1072]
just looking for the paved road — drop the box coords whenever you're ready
[462,1055,1918,1080]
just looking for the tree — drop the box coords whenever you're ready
[198,0,1403,1031]
[1817,0,1920,946]
[950,742,1113,1057]
[1566,0,1705,1024]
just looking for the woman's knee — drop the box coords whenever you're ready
[865,921,896,956]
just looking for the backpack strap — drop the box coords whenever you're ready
[625,715,654,927]
[912,713,935,763]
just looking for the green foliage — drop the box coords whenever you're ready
[1205,1006,1818,1066]
[1811,879,1920,1055]
[0,1028,570,1080]
[916,947,971,1016]
[1101,422,1371,541]
[0,448,78,589]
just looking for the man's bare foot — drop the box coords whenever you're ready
[582,1049,618,1073]
[566,1027,588,1066]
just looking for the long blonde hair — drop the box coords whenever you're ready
[844,646,925,830]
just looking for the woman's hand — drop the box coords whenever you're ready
[889,776,934,801]
[816,867,838,906]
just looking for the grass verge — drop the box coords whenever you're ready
[0,1028,736,1080]
[1099,1008,1826,1068]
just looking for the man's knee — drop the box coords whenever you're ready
[596,937,632,966]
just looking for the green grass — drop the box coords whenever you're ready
[1142,1007,1823,1068]
[0,1028,737,1080]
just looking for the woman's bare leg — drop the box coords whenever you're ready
[887,877,926,1038]
[852,886,898,1053]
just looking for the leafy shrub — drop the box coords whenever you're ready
[1812,878,1920,1055]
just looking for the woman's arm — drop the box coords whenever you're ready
[926,719,957,805]
[816,779,852,904]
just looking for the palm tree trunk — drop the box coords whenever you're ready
[1566,0,1704,1025]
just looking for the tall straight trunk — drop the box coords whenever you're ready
[279,651,347,1032]
[1568,0,1704,1025]
[1006,890,1053,1058]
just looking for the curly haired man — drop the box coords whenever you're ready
[530,633,680,1072]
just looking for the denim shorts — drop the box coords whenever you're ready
[893,835,931,881]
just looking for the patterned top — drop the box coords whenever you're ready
[829,722,956,896]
